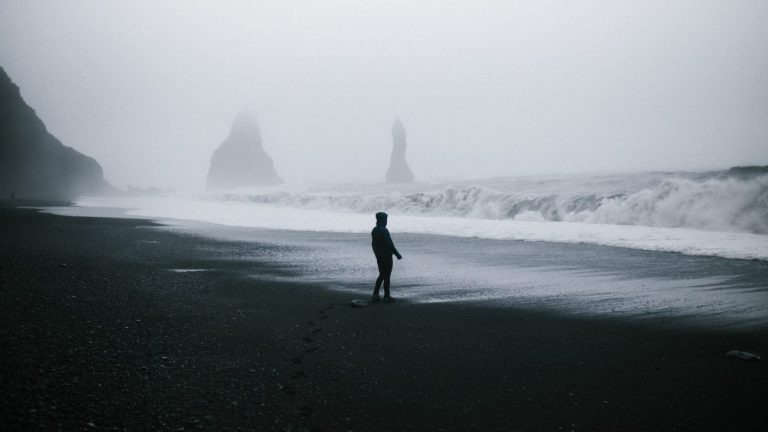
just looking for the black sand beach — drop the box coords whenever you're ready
[1,206,767,431]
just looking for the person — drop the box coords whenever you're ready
[371,212,402,303]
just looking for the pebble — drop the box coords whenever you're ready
[726,350,761,361]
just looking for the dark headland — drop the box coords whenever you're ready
[1,205,766,431]
[0,67,112,200]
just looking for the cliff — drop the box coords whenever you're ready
[0,67,112,199]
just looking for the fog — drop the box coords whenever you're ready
[1,0,767,189]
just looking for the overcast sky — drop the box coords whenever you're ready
[1,0,767,189]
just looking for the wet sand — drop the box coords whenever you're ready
[1,206,766,431]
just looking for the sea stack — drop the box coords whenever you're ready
[206,112,283,189]
[385,119,414,183]
[0,66,112,199]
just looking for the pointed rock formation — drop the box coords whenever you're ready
[385,119,414,183]
[206,113,283,189]
[0,66,112,199]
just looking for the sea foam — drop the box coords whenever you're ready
[74,183,768,261]
[210,171,768,235]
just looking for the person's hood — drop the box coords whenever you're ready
[375,212,388,227]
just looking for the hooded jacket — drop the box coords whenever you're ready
[371,213,401,259]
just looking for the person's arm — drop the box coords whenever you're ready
[385,229,402,259]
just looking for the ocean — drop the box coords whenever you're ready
[50,168,768,327]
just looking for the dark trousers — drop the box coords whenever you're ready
[374,255,393,297]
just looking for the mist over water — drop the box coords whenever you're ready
[2,1,767,189]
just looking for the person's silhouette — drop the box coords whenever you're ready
[371,212,402,303]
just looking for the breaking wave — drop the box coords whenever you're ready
[212,170,768,235]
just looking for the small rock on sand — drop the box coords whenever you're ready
[726,350,761,361]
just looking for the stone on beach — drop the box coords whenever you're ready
[725,350,761,361]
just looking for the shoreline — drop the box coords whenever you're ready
[65,194,768,262]
[1,206,767,431]
[39,202,768,330]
